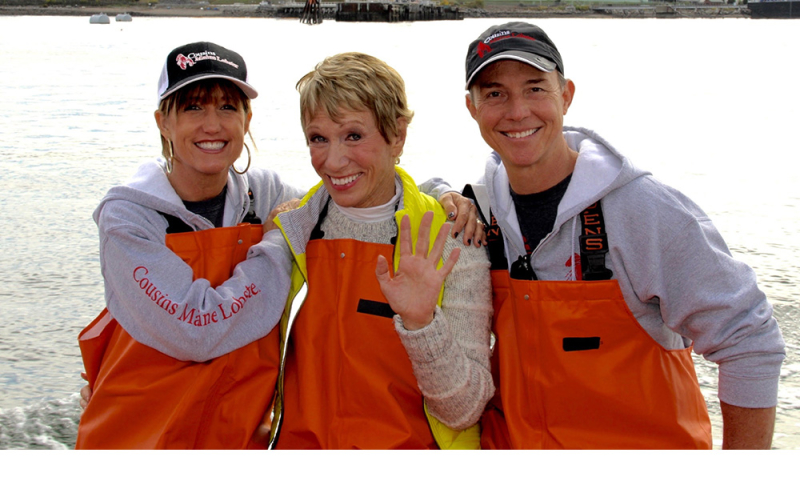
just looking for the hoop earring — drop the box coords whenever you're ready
[233,143,251,175]
[165,140,175,174]
[395,156,401,166]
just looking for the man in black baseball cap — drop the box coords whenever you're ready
[465,22,575,204]
[465,21,564,90]
[464,22,782,451]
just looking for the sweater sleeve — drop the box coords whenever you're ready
[393,238,495,430]
[98,200,292,362]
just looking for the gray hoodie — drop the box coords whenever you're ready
[93,159,303,362]
[479,126,785,408]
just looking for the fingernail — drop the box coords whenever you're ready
[448,212,455,220]
[454,232,459,238]
[467,239,472,246]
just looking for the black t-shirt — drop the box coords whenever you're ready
[510,174,572,254]
[182,185,228,228]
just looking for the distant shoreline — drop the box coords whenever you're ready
[0,4,749,20]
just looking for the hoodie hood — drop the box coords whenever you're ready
[484,127,650,223]
[558,127,650,224]
[480,126,651,260]
[93,159,253,231]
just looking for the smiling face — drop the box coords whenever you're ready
[155,80,251,200]
[466,60,576,192]
[305,107,406,209]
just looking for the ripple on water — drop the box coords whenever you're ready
[0,395,80,450]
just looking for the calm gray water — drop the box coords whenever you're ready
[0,16,797,450]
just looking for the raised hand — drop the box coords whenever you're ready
[375,212,461,331]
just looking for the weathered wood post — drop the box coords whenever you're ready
[300,0,323,25]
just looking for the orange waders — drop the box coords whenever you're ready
[276,238,437,449]
[76,223,281,449]
[472,195,712,449]
[481,273,713,449]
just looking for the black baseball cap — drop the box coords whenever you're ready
[157,41,258,103]
[465,22,564,90]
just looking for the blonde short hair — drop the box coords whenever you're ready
[296,52,414,142]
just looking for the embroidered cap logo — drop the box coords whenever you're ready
[477,41,492,58]
[479,31,539,59]
[176,54,194,70]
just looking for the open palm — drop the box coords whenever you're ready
[376,212,460,331]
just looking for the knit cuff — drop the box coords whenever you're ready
[393,306,452,364]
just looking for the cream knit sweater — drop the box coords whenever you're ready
[319,204,495,430]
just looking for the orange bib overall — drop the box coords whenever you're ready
[76,224,281,449]
[276,238,437,449]
[481,271,712,449]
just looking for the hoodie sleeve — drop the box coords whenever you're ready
[417,177,455,199]
[247,168,307,218]
[616,180,785,409]
[97,199,292,362]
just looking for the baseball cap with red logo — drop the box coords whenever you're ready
[465,22,564,90]
[157,41,258,103]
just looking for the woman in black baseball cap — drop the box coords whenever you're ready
[75,41,306,450]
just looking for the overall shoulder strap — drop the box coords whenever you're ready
[159,212,194,234]
[242,188,262,224]
[309,199,329,241]
[579,201,613,281]
[463,184,508,271]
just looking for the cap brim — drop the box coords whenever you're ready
[160,73,258,102]
[466,51,557,90]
